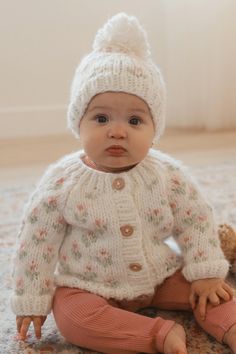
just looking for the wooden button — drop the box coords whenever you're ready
[129,263,142,272]
[120,225,134,237]
[112,178,125,190]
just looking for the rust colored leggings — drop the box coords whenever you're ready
[53,271,236,354]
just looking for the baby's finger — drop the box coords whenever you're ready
[222,283,233,299]
[198,296,207,320]
[33,317,42,339]
[189,292,197,309]
[217,287,232,302]
[208,292,220,306]
[19,317,31,340]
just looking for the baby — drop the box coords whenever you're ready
[11,13,236,354]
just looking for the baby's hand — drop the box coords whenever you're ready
[16,315,47,340]
[189,278,233,320]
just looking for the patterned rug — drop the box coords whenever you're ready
[1,162,236,354]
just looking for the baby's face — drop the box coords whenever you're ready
[79,92,155,173]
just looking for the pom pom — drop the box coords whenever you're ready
[93,13,150,58]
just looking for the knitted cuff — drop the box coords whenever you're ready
[154,317,175,353]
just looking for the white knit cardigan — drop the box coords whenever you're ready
[11,149,229,315]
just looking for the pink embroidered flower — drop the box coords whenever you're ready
[172,177,181,185]
[52,216,67,233]
[16,278,24,295]
[18,241,27,259]
[43,245,54,263]
[75,204,88,223]
[77,204,86,212]
[71,241,82,260]
[40,278,52,295]
[153,208,161,216]
[96,249,112,267]
[28,207,38,224]
[170,202,177,210]
[32,229,47,244]
[198,214,207,222]
[25,260,39,280]
[94,219,107,235]
[55,177,65,188]
[43,196,58,212]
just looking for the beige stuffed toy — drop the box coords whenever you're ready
[218,224,236,275]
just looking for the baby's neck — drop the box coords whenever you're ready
[82,155,136,173]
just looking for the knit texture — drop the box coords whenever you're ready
[67,13,166,143]
[11,149,229,315]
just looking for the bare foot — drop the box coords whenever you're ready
[163,323,188,354]
[223,323,236,353]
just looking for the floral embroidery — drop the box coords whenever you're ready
[189,186,198,201]
[32,229,47,245]
[193,250,208,263]
[15,278,24,295]
[194,214,210,233]
[75,204,88,223]
[160,198,167,206]
[147,179,159,191]
[181,210,210,233]
[81,219,107,247]
[81,230,98,247]
[18,241,27,260]
[28,207,38,224]
[40,278,52,295]
[94,219,107,235]
[152,234,161,245]
[171,176,186,195]
[166,163,180,172]
[181,236,194,252]
[43,245,55,263]
[52,216,67,233]
[182,208,196,226]
[43,196,58,213]
[147,208,164,226]
[173,226,184,236]
[169,201,180,215]
[96,249,112,267]
[165,254,179,272]
[54,177,65,190]
[160,222,173,234]
[104,277,120,288]
[59,254,70,273]
[79,265,97,281]
[25,260,40,280]
[71,241,82,260]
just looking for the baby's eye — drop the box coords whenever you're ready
[129,117,142,126]
[95,115,109,124]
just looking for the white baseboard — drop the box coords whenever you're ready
[0,106,68,138]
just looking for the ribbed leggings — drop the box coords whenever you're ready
[52,271,236,354]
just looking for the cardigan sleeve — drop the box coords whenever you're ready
[166,163,229,282]
[11,164,69,316]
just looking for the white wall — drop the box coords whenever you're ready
[0,0,236,138]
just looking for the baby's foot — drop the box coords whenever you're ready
[163,323,187,354]
[223,323,236,353]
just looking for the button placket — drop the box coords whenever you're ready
[129,263,142,272]
[120,225,134,237]
[112,177,125,190]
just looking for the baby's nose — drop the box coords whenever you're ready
[108,122,127,139]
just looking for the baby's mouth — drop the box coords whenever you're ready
[105,145,127,156]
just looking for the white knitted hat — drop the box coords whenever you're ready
[67,13,166,142]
